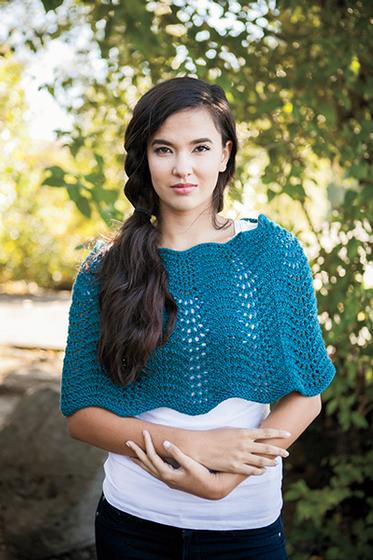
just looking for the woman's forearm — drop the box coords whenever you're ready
[255,391,322,457]
[67,406,195,460]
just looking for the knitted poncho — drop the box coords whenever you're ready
[60,213,336,417]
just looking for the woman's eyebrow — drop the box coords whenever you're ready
[151,137,213,146]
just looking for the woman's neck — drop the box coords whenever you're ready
[157,215,234,251]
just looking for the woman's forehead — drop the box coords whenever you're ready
[150,109,220,141]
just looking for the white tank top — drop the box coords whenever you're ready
[102,219,283,530]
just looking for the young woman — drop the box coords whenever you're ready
[60,76,336,559]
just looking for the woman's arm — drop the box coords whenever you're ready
[67,406,289,469]
[256,392,321,455]
[67,407,194,460]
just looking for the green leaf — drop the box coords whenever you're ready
[40,0,64,12]
[351,411,368,429]
[319,100,337,127]
[75,196,92,218]
[98,189,118,204]
[94,153,104,168]
[85,172,103,185]
[283,183,306,202]
[267,188,278,202]
[66,184,91,217]
[41,166,66,187]
[69,136,85,158]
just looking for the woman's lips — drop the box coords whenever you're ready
[171,184,198,194]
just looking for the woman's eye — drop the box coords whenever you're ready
[154,145,210,154]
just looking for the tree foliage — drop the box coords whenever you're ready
[0,49,110,288]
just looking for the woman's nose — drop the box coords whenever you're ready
[172,155,193,178]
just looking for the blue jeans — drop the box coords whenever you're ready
[95,492,289,559]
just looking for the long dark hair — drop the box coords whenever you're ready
[92,76,238,386]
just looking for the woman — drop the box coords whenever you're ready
[60,76,336,559]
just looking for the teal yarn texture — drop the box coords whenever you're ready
[60,214,336,417]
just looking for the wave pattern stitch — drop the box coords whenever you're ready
[60,214,336,417]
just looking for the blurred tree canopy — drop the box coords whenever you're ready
[0,51,111,288]
[1,0,372,557]
[4,0,370,223]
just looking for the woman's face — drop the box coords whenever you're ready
[146,107,232,216]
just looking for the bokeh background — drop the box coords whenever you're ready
[0,0,372,559]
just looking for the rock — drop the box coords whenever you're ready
[0,385,105,559]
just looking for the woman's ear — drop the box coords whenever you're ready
[220,140,233,172]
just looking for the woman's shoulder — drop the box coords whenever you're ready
[236,217,259,232]
[257,213,304,248]
[239,213,308,264]
[71,239,109,298]
[238,213,290,239]
[79,239,109,274]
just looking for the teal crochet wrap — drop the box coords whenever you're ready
[60,213,336,417]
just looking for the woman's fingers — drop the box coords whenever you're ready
[141,431,179,478]
[161,438,209,475]
[241,465,267,476]
[250,441,289,458]
[248,428,291,440]
[130,457,160,478]
[139,431,188,484]
[246,454,279,467]
[126,440,159,476]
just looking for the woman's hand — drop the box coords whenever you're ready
[126,430,244,500]
[189,427,292,475]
